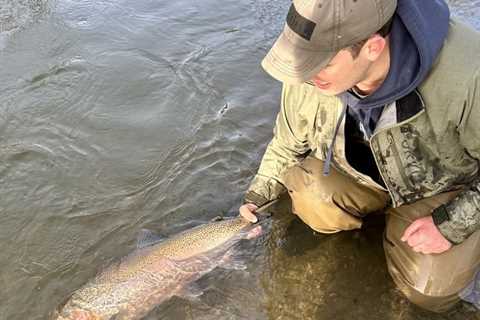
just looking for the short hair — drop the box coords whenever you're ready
[347,16,394,58]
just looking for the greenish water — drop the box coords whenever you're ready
[0,0,479,319]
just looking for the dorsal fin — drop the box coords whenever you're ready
[136,229,166,248]
[210,215,224,222]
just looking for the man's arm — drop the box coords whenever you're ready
[432,68,480,244]
[244,84,311,206]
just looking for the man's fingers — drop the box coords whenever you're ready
[239,204,258,223]
[412,245,423,253]
[401,220,423,241]
[400,217,452,255]
[413,244,432,255]
[407,232,425,247]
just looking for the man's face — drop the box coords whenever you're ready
[310,48,371,96]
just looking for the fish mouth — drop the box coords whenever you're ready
[245,213,271,239]
[246,225,263,239]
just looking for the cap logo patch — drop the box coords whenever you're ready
[286,4,316,41]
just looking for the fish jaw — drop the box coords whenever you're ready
[245,225,263,239]
[243,215,272,240]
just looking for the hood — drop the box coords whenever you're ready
[357,0,450,109]
[324,0,450,176]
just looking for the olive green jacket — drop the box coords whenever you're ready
[246,20,480,245]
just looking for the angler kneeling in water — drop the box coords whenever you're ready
[240,0,480,312]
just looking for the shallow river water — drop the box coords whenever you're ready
[1,0,480,319]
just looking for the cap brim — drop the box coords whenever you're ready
[262,31,337,84]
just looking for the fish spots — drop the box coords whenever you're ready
[55,217,254,319]
[70,310,99,320]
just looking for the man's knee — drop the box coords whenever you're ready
[384,247,463,312]
[283,157,388,233]
[389,274,461,313]
[384,192,480,312]
[385,239,480,312]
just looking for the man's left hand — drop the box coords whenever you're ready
[401,216,452,254]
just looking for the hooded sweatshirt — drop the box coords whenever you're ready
[325,0,451,180]
[347,0,450,135]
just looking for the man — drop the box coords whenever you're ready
[239,0,480,313]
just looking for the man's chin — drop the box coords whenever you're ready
[314,87,338,96]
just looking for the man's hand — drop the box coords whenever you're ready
[239,203,259,223]
[401,216,452,254]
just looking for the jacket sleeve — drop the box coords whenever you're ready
[244,84,311,206]
[433,68,480,244]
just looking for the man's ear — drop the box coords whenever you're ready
[362,34,387,62]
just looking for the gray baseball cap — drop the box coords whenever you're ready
[262,0,397,84]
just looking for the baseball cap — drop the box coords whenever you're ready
[262,0,397,84]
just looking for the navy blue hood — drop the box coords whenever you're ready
[344,0,450,135]
[323,0,450,176]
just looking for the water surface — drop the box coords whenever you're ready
[0,0,479,319]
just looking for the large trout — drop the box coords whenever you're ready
[53,215,267,320]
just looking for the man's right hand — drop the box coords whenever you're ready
[239,203,259,223]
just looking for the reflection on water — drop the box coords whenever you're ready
[0,0,50,49]
[0,0,479,319]
[0,0,49,31]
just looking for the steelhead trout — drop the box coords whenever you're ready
[53,216,266,320]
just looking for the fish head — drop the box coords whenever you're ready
[178,214,271,256]
[243,212,272,240]
[216,213,272,244]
